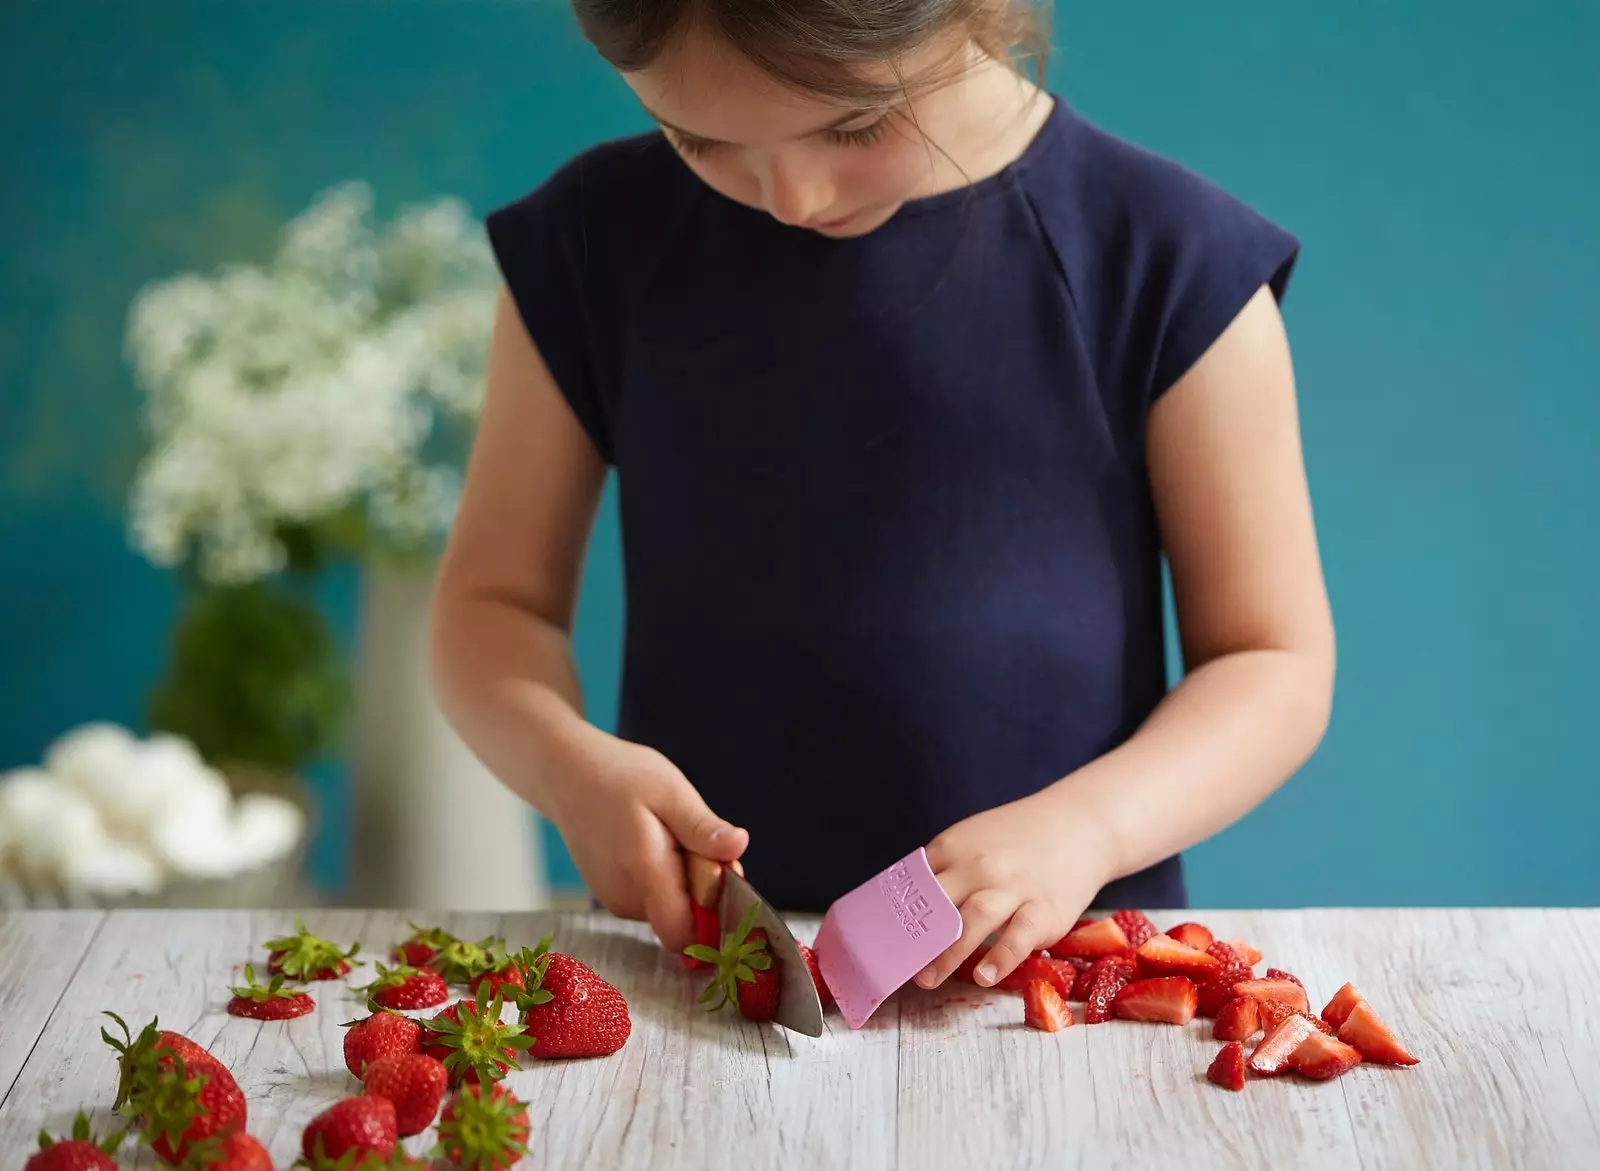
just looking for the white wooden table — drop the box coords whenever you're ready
[1,908,1595,1169]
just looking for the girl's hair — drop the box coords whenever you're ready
[571,0,1051,107]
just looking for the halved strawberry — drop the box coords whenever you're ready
[798,943,834,1008]
[1290,1030,1364,1080]
[1197,964,1255,1017]
[1233,978,1308,1014]
[1036,957,1081,1001]
[1206,1041,1247,1091]
[1338,1000,1420,1066]
[1023,978,1074,1032]
[1320,981,1363,1030]
[1135,934,1222,981]
[361,963,450,1012]
[262,917,359,982]
[1206,940,1250,971]
[1212,996,1260,1042]
[1111,977,1197,1025]
[1166,922,1215,952]
[1247,1013,1321,1076]
[1052,918,1130,959]
[1227,938,1264,966]
[1109,910,1158,950]
[1081,956,1136,1024]
[226,964,314,1020]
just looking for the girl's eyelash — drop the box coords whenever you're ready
[669,114,893,158]
[671,133,720,158]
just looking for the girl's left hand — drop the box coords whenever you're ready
[914,789,1119,989]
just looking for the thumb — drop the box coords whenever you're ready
[652,776,748,862]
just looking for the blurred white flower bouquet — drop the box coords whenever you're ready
[116,182,497,802]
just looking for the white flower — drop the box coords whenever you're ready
[59,840,165,898]
[44,722,139,799]
[12,783,109,884]
[231,793,306,871]
[96,734,214,840]
[0,769,62,877]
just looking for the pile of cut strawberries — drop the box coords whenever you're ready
[995,909,1420,1089]
[26,918,634,1170]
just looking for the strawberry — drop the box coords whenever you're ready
[1338,999,1420,1066]
[1109,910,1158,949]
[1036,957,1081,1001]
[426,934,503,985]
[1227,938,1264,966]
[1205,1041,1247,1092]
[684,903,723,972]
[361,962,450,1011]
[1196,964,1255,1017]
[683,855,740,971]
[422,984,534,1087]
[1135,934,1222,982]
[470,937,552,1001]
[798,942,834,1007]
[227,964,315,1020]
[1112,977,1198,1025]
[1233,978,1308,1014]
[1056,956,1092,999]
[392,923,457,967]
[518,951,632,1058]
[342,1011,423,1080]
[687,903,780,1021]
[1205,940,1251,971]
[1166,922,1215,952]
[1254,999,1321,1035]
[1023,978,1073,1031]
[24,1112,125,1171]
[362,1053,448,1137]
[1320,981,1364,1030]
[299,1095,396,1162]
[1247,1013,1322,1076]
[1081,955,1137,1023]
[180,1130,272,1171]
[434,1082,531,1171]
[954,951,983,983]
[1290,1030,1364,1080]
[1052,918,1130,959]
[470,962,525,1000]
[1212,996,1261,1042]
[101,1013,245,1163]
[263,917,359,981]
[996,951,1052,991]
[1071,954,1126,1001]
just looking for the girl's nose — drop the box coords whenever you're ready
[759,154,834,228]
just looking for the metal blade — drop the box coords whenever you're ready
[719,868,824,1037]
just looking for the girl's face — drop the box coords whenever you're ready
[623,29,1025,238]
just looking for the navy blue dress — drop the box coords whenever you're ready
[487,98,1299,912]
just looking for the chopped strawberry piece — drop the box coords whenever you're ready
[1111,977,1198,1025]
[1166,922,1215,952]
[1135,934,1222,982]
[1338,1000,1420,1066]
[1212,996,1261,1042]
[1206,1041,1247,1091]
[1081,956,1136,1023]
[1052,918,1130,959]
[1290,1030,1364,1080]
[1248,1014,1321,1076]
[1035,957,1081,1001]
[1056,956,1092,999]
[1320,981,1363,1030]
[1205,941,1250,971]
[1046,919,1097,955]
[997,952,1052,991]
[1196,964,1255,1017]
[1226,938,1263,966]
[954,952,984,984]
[1264,967,1304,989]
[1109,910,1158,950]
[1023,978,1074,1032]
[1233,978,1308,1014]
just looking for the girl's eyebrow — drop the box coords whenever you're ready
[641,104,883,145]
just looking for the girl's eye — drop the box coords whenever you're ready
[670,133,721,159]
[822,116,892,149]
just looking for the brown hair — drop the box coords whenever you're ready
[570,0,1051,106]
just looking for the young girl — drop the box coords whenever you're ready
[430,0,1334,991]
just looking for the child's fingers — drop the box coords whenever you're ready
[914,887,1017,989]
[980,900,1057,985]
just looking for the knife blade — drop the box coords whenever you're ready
[718,866,825,1037]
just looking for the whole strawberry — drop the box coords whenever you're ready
[342,1011,424,1080]
[360,962,450,1011]
[434,1082,532,1171]
[362,1052,448,1137]
[422,984,534,1086]
[101,1012,227,1114]
[227,963,316,1019]
[181,1129,273,1170]
[24,1112,124,1171]
[101,1013,246,1163]
[299,1095,397,1163]
[263,917,360,981]
[519,951,632,1057]
[686,903,778,1021]
[392,923,458,967]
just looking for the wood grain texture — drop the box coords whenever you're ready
[0,908,1595,1169]
[0,910,105,1114]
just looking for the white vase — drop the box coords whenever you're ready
[347,564,547,910]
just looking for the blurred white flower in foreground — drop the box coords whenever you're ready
[125,180,499,585]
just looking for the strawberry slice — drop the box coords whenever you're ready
[1226,938,1264,966]
[1135,935,1222,981]
[1248,1013,1321,1076]
[1052,918,1130,959]
[1046,919,1096,955]
[1233,978,1308,1014]
[1320,981,1363,1030]
[1197,964,1255,1017]
[1111,977,1198,1025]
[1110,910,1158,950]
[1166,922,1215,952]
[1264,967,1303,988]
[1338,1000,1420,1066]
[1023,978,1074,1032]
[1056,956,1092,999]
[1212,996,1260,1042]
[1205,941,1250,971]
[1082,956,1137,1023]
[1036,957,1082,1001]
[997,952,1052,991]
[1206,1041,1247,1091]
[1290,1030,1364,1080]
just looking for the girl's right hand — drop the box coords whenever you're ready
[548,731,748,955]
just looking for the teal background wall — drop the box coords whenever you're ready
[2,1,1595,905]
